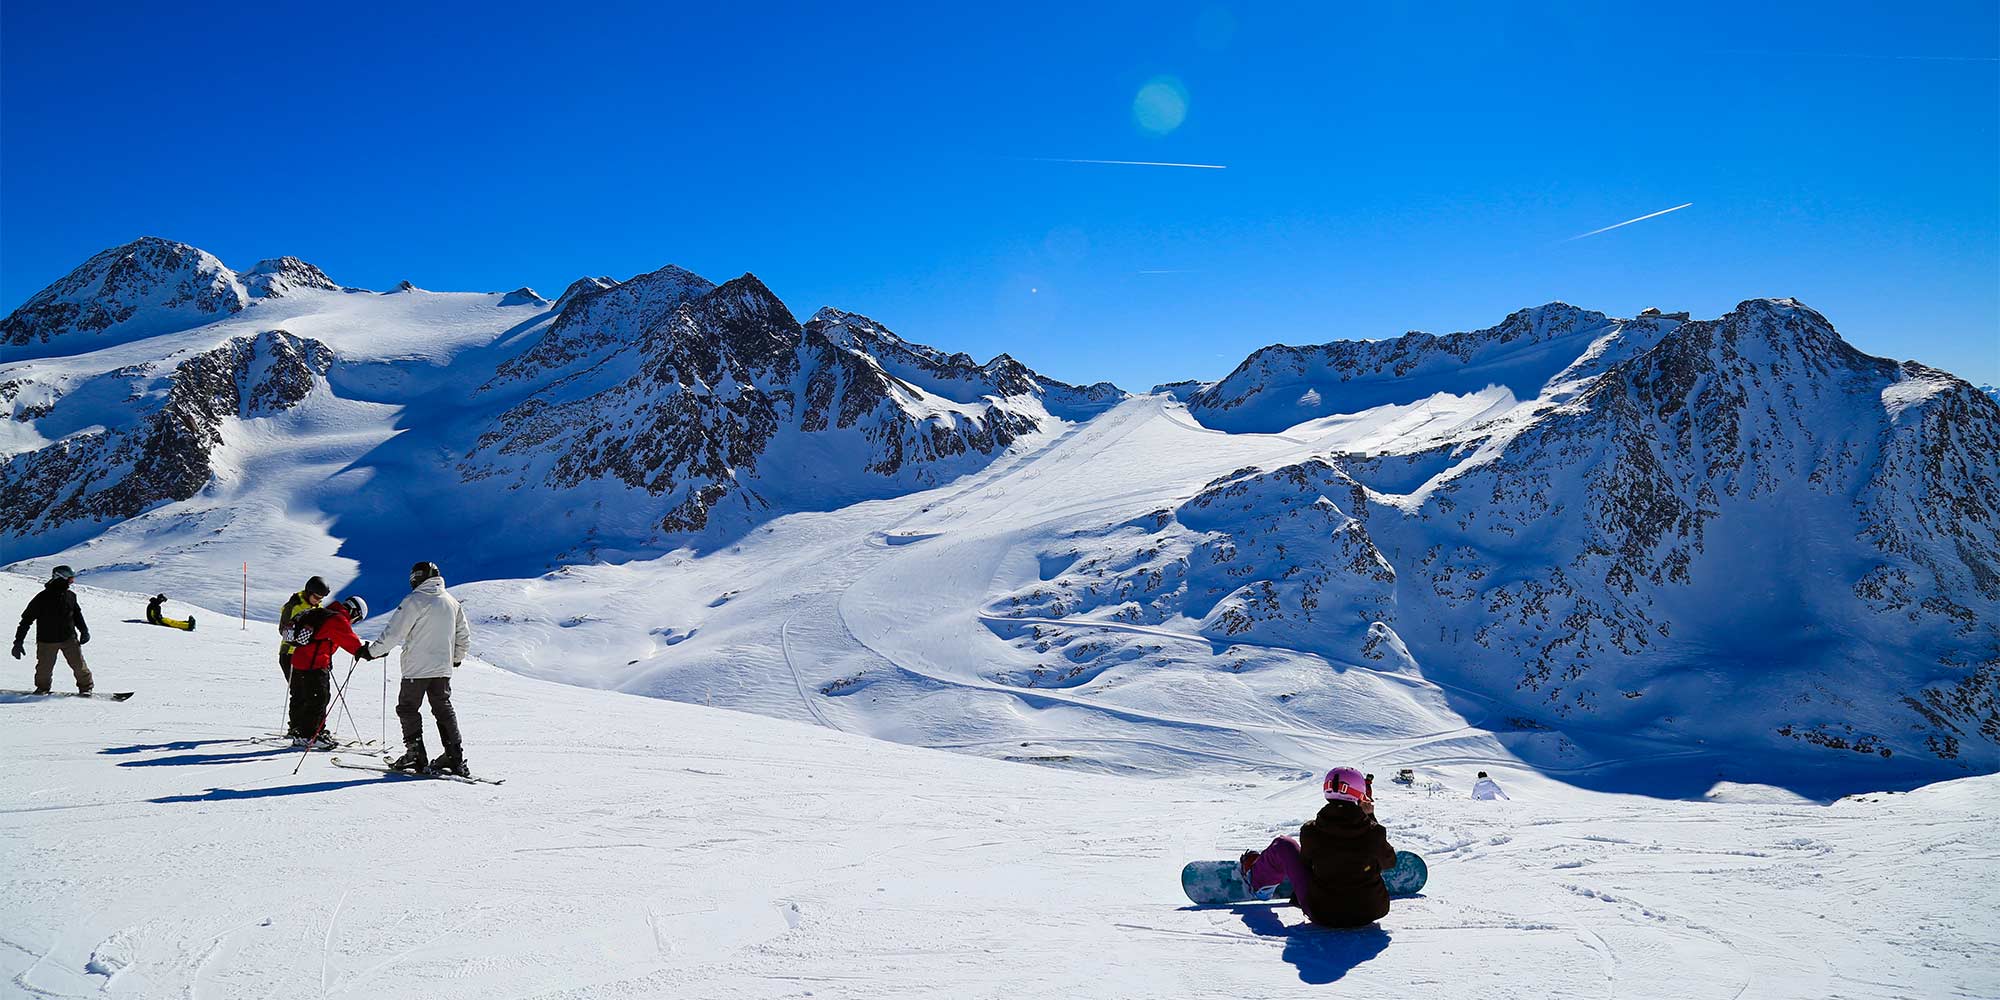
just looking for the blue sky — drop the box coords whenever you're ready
[3,1,1995,389]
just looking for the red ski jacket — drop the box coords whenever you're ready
[289,606,365,673]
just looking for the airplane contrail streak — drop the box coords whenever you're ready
[1034,158,1227,170]
[1567,202,1693,241]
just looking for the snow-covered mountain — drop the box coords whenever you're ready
[1040,300,1999,772]
[1,238,254,354]
[2,239,1122,595]
[5,238,1996,795]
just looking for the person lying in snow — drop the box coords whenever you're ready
[1238,766,1398,927]
[145,594,195,631]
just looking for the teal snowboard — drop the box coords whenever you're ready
[1181,850,1428,905]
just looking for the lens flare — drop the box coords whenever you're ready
[1133,76,1189,134]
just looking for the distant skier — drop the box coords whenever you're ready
[288,595,373,748]
[1471,771,1509,800]
[367,562,473,777]
[11,566,93,696]
[277,577,330,738]
[1238,766,1398,928]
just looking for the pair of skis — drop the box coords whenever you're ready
[330,755,504,785]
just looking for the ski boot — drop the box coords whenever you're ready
[309,731,338,751]
[386,744,428,772]
[429,748,469,778]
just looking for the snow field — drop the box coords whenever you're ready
[3,574,1995,999]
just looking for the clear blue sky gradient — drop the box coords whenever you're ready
[4,1,1995,389]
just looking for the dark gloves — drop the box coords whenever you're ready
[78,630,89,645]
[452,660,461,669]
[9,641,21,660]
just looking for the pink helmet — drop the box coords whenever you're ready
[1323,766,1371,804]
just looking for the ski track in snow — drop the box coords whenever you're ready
[1,575,1996,998]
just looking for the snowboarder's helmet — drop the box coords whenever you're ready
[342,595,368,623]
[409,561,441,589]
[1324,766,1372,804]
[304,576,330,598]
[50,565,75,582]
[154,594,167,602]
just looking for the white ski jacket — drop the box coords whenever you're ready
[367,577,470,680]
[1471,777,1509,801]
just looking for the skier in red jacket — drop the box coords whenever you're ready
[287,596,374,748]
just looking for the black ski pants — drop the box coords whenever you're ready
[288,669,331,738]
[397,677,462,753]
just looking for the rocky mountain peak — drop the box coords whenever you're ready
[2,237,248,351]
[242,256,340,298]
[553,275,620,312]
[491,264,717,385]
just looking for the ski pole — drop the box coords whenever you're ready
[292,659,362,775]
[280,654,294,739]
[330,658,365,740]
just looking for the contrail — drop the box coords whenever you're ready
[1033,158,1227,170]
[1567,202,1693,241]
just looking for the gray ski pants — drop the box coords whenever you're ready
[397,677,462,753]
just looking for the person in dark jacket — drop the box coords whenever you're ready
[287,595,373,748]
[276,577,330,737]
[11,565,93,695]
[1240,766,1397,928]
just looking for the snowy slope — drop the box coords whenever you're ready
[4,240,1115,604]
[2,573,1995,999]
[5,240,1996,795]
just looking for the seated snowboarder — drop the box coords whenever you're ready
[11,566,93,695]
[287,595,373,749]
[1471,770,1509,800]
[145,594,195,631]
[367,561,473,776]
[1238,766,1397,928]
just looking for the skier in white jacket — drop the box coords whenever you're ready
[1471,771,1509,800]
[368,562,473,776]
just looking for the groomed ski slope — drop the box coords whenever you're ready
[3,575,1995,999]
[466,391,1540,779]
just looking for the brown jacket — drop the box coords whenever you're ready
[1297,800,1396,927]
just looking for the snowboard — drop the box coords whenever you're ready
[1180,850,1428,905]
[330,755,504,785]
[0,689,134,701]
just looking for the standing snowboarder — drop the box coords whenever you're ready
[1471,771,1509,800]
[11,566,93,695]
[288,595,372,748]
[367,562,473,776]
[1238,767,1398,928]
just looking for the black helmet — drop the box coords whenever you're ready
[154,594,167,602]
[342,595,369,623]
[50,565,76,582]
[409,561,442,589]
[304,576,330,598]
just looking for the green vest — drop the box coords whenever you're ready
[279,591,312,654]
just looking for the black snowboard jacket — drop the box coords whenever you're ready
[1296,799,1397,927]
[15,581,88,645]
